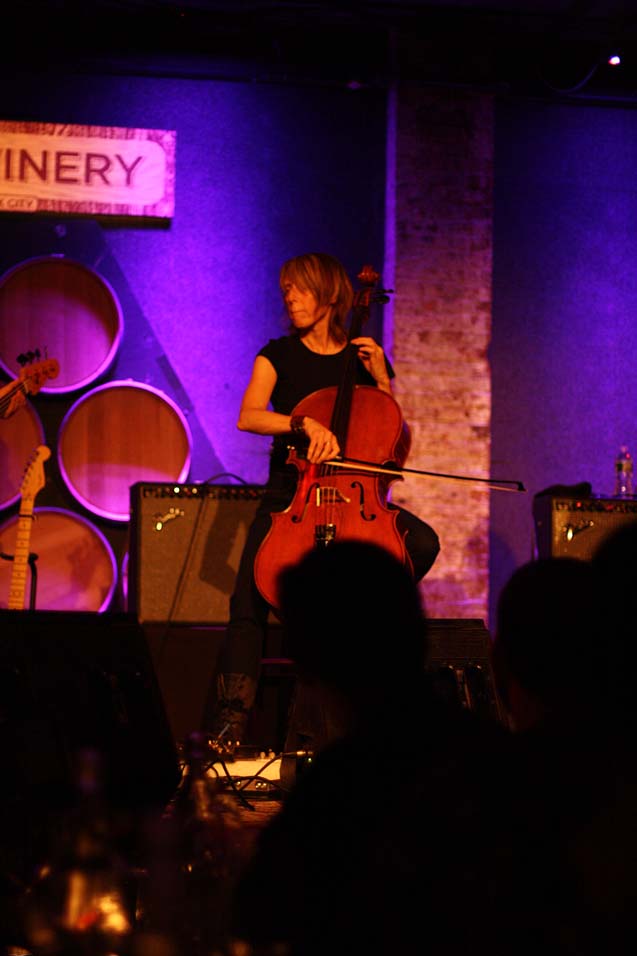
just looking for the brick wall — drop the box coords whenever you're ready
[386,86,494,624]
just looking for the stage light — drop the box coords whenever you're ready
[608,54,621,66]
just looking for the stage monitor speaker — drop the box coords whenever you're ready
[0,610,181,878]
[128,482,266,625]
[425,618,504,725]
[0,610,180,809]
[533,495,637,561]
[282,618,505,770]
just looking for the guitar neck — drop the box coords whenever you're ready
[0,380,25,418]
[8,502,35,611]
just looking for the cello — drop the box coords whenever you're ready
[254,264,411,611]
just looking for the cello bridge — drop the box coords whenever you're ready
[315,485,350,506]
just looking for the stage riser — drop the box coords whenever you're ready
[0,610,182,880]
[147,618,504,748]
[0,610,180,807]
[0,614,504,764]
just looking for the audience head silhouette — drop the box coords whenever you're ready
[492,556,602,731]
[277,539,428,703]
[231,544,523,956]
[591,522,637,723]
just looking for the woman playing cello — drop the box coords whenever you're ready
[202,252,440,747]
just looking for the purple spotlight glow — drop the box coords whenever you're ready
[608,54,621,66]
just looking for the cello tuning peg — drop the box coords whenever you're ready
[357,264,380,285]
[16,353,27,367]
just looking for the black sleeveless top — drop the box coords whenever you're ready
[258,333,394,487]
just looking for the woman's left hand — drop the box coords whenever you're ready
[351,336,390,388]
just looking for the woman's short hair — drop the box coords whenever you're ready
[280,252,353,340]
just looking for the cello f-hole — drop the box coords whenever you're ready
[350,480,376,522]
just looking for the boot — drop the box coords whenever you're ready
[207,672,258,754]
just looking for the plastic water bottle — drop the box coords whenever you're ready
[614,445,633,497]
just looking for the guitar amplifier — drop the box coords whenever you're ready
[128,482,266,625]
[533,495,637,561]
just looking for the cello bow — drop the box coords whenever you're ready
[322,455,526,493]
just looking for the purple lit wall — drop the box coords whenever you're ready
[0,73,386,484]
[3,67,637,623]
[490,98,637,626]
[0,72,387,604]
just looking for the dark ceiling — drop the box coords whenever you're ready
[6,1,637,102]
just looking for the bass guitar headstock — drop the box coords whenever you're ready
[17,350,60,395]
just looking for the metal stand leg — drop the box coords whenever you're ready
[28,552,39,611]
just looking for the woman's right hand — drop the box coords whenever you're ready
[302,417,340,464]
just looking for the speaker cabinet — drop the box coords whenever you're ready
[282,618,505,768]
[143,623,225,743]
[128,482,266,625]
[533,495,637,560]
[141,622,291,750]
[426,618,503,723]
[0,610,181,877]
[0,610,179,807]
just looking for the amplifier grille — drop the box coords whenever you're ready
[533,496,637,561]
[128,482,265,625]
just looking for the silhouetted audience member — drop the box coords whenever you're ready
[591,521,637,727]
[227,541,524,956]
[491,555,637,955]
[278,532,435,758]
[491,556,603,732]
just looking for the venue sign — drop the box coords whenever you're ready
[0,121,175,218]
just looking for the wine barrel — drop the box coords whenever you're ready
[0,254,123,393]
[0,402,45,511]
[0,506,117,612]
[57,380,192,522]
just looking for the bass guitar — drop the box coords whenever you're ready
[7,445,51,610]
[0,356,60,418]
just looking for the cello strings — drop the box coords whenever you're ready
[327,455,337,537]
[319,444,340,538]
[319,458,332,541]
